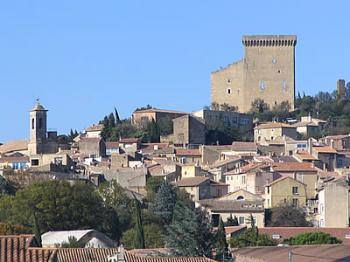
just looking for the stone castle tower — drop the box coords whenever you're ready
[211,35,297,112]
[28,101,48,155]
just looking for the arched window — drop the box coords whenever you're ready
[237,196,244,201]
[32,118,35,130]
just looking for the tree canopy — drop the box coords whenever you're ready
[266,204,312,227]
[284,232,342,245]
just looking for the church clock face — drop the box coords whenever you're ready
[259,81,266,91]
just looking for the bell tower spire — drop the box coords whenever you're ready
[28,100,48,155]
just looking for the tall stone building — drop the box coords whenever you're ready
[28,101,48,155]
[211,35,297,112]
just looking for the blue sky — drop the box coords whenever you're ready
[1,0,349,142]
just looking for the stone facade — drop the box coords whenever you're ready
[172,115,206,145]
[192,109,252,130]
[212,35,296,112]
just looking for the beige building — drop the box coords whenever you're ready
[318,178,350,228]
[197,199,265,228]
[172,115,206,145]
[132,108,187,128]
[254,122,297,144]
[265,176,307,208]
[212,35,296,112]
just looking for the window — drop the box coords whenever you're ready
[227,88,231,94]
[237,196,244,201]
[259,81,266,91]
[267,186,270,194]
[292,186,298,195]
[227,79,231,83]
[32,118,35,129]
[31,159,39,166]
[292,198,299,207]
[239,216,245,225]
[271,136,274,140]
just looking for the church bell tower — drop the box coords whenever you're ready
[28,100,48,155]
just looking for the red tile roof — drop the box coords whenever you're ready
[55,248,118,261]
[105,142,119,149]
[124,251,215,262]
[259,227,350,245]
[271,162,317,172]
[313,146,338,154]
[295,150,317,161]
[133,108,188,115]
[240,162,270,173]
[255,122,295,129]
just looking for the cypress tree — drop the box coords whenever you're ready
[133,197,145,249]
[215,218,230,261]
[114,107,120,124]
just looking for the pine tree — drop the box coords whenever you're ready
[225,214,239,226]
[215,218,230,261]
[114,107,120,124]
[152,182,176,224]
[133,197,145,249]
[166,201,214,257]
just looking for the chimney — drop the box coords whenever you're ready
[308,138,313,154]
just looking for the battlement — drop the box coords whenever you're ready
[242,35,297,47]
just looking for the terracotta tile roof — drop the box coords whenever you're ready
[119,138,140,144]
[198,199,264,212]
[105,142,119,149]
[55,248,118,262]
[124,251,215,262]
[175,149,201,156]
[0,140,28,154]
[266,176,306,187]
[176,177,209,187]
[240,162,270,173]
[224,226,247,235]
[255,122,295,129]
[0,234,55,262]
[233,244,350,262]
[259,227,350,245]
[313,146,338,154]
[323,134,350,140]
[231,142,257,152]
[86,124,104,132]
[271,162,317,172]
[295,150,317,161]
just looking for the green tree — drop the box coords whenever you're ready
[145,119,160,143]
[133,197,145,249]
[225,214,239,226]
[98,180,133,240]
[60,236,87,248]
[266,204,312,227]
[0,181,114,240]
[250,99,269,113]
[114,107,121,124]
[284,232,342,245]
[165,201,214,257]
[146,176,164,201]
[152,182,177,224]
[215,218,230,261]
[123,223,165,249]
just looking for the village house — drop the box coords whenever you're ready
[270,162,318,199]
[105,142,120,156]
[254,122,297,144]
[197,199,265,228]
[317,177,350,227]
[79,137,106,159]
[131,108,187,128]
[175,176,228,201]
[264,176,307,208]
[311,146,338,171]
[320,134,350,151]
[85,124,104,138]
[175,148,202,164]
